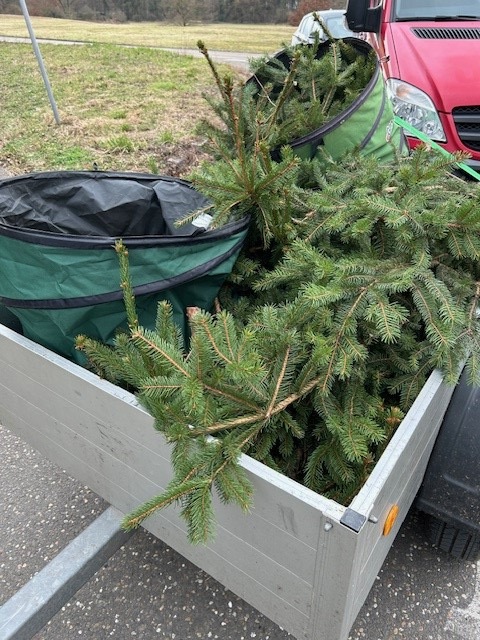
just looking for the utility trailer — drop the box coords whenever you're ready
[0,319,478,640]
[0,168,479,639]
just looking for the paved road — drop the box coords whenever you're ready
[1,423,478,640]
[0,35,260,69]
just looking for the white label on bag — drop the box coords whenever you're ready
[191,213,213,229]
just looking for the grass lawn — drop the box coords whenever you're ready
[0,18,292,176]
[0,15,293,52]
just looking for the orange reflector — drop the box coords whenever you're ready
[383,504,399,536]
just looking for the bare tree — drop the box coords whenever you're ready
[0,0,304,22]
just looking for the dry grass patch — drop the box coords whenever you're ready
[0,15,293,53]
[0,42,232,176]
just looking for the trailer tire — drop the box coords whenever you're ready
[427,515,480,561]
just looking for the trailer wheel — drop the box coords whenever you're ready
[427,515,480,561]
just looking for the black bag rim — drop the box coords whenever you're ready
[0,170,250,248]
[249,37,383,156]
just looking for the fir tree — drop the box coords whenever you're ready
[77,42,480,543]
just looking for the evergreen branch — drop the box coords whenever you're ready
[417,272,458,326]
[465,233,480,260]
[226,81,249,182]
[339,421,370,463]
[190,369,323,438]
[197,40,228,103]
[218,306,236,360]
[319,286,371,394]
[447,228,465,258]
[214,463,253,511]
[78,49,480,542]
[265,347,290,418]
[189,411,266,437]
[323,440,357,486]
[272,374,323,414]
[304,440,329,491]
[130,330,191,378]
[410,283,453,350]
[185,483,216,544]
[122,479,202,531]
[344,336,369,362]
[375,301,395,342]
[75,335,122,381]
[394,359,435,409]
[194,149,251,200]
[155,300,184,349]
[115,240,139,332]
[262,50,301,137]
[304,206,346,244]
[321,41,340,115]
[201,383,262,413]
[142,382,183,393]
[193,312,234,365]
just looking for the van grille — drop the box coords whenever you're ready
[453,107,480,152]
[412,27,480,40]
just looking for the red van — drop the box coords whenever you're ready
[345,0,480,170]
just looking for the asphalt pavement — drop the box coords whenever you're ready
[0,421,478,640]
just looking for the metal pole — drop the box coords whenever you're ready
[18,0,61,124]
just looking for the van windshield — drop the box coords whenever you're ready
[394,0,480,20]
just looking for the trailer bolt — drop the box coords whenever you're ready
[324,522,333,532]
[368,515,378,524]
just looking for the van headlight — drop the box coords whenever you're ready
[386,78,446,142]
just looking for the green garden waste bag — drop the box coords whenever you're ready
[0,171,249,362]
[252,37,407,164]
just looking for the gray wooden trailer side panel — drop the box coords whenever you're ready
[0,355,324,580]
[0,326,330,639]
[346,370,456,627]
[0,377,315,634]
[0,324,453,640]
[0,393,314,637]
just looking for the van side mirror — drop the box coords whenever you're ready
[345,0,382,33]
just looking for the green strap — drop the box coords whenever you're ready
[394,115,480,182]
